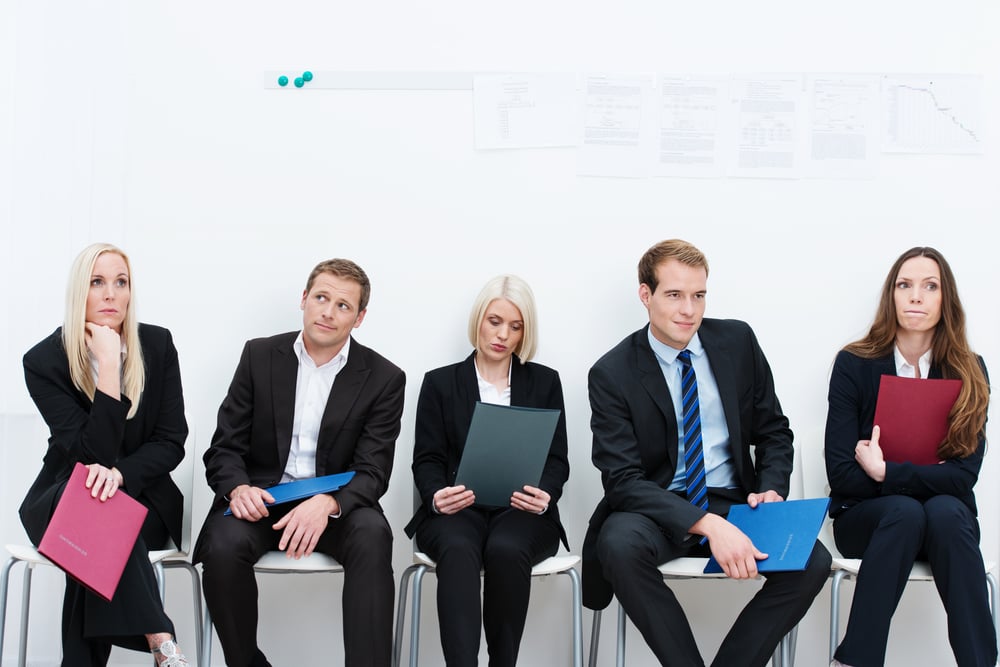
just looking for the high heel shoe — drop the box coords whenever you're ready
[151,639,189,666]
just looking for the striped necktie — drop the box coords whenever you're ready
[678,349,708,511]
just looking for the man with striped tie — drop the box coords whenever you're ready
[582,239,831,667]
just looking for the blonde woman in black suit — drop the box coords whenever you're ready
[404,275,570,667]
[20,243,189,666]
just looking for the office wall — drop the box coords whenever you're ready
[2,1,998,665]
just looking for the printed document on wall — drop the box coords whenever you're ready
[577,73,657,178]
[473,74,579,150]
[805,74,880,179]
[655,76,728,178]
[882,74,984,155]
[728,76,805,179]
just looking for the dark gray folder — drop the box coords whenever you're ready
[455,402,560,507]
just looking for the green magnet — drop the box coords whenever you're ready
[302,71,313,82]
[294,77,304,88]
[277,75,289,87]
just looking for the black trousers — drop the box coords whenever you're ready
[60,506,174,667]
[833,494,997,667]
[595,507,831,667]
[415,507,560,667]
[196,503,394,667]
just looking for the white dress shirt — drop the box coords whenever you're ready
[281,333,350,482]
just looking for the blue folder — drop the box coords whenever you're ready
[223,471,355,515]
[703,497,830,573]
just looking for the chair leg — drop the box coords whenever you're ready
[588,609,602,667]
[829,570,846,662]
[408,565,429,667]
[616,602,626,667]
[987,571,999,652]
[0,556,16,661]
[202,606,213,667]
[393,564,420,667]
[558,568,583,667]
[17,562,34,667]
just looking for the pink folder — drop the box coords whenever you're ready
[873,375,962,465]
[38,462,148,601]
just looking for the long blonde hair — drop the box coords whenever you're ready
[845,246,988,459]
[63,243,145,418]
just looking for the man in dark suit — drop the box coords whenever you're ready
[194,258,405,667]
[583,239,831,667]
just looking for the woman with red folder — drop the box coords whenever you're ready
[404,275,570,667]
[825,247,994,667]
[20,243,190,666]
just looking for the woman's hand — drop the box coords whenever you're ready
[85,463,124,501]
[84,323,122,366]
[511,485,550,515]
[433,485,475,515]
[855,424,887,482]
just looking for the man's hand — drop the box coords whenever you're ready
[690,512,768,579]
[228,485,275,522]
[432,485,475,515]
[746,489,784,508]
[273,494,338,559]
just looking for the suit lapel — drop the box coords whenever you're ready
[315,338,370,474]
[272,337,299,472]
[698,325,742,451]
[454,354,480,448]
[635,328,680,468]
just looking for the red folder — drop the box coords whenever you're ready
[873,375,962,465]
[38,462,148,601]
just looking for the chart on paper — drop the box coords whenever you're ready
[882,74,984,155]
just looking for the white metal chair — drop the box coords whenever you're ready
[824,517,1000,662]
[200,551,346,664]
[587,557,798,667]
[392,551,584,667]
[0,417,202,667]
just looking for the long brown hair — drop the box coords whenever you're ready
[845,247,988,459]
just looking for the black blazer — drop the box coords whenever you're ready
[825,349,986,519]
[404,353,570,548]
[582,319,793,609]
[20,325,187,547]
[199,332,405,518]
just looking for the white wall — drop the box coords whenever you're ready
[2,1,998,665]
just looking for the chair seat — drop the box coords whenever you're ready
[3,545,51,567]
[831,557,998,581]
[411,551,580,576]
[656,557,728,579]
[253,551,344,573]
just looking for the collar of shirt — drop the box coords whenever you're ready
[647,328,704,364]
[293,331,351,372]
[893,345,931,379]
[474,355,512,406]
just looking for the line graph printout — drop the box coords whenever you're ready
[806,75,879,179]
[577,73,656,177]
[882,75,984,155]
[728,76,804,179]
[654,76,728,178]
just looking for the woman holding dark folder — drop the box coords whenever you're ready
[404,275,569,667]
[20,243,190,666]
[825,247,995,667]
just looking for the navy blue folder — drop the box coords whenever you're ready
[703,497,830,573]
[224,471,355,515]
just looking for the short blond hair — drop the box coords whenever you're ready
[467,275,538,363]
[63,243,144,418]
